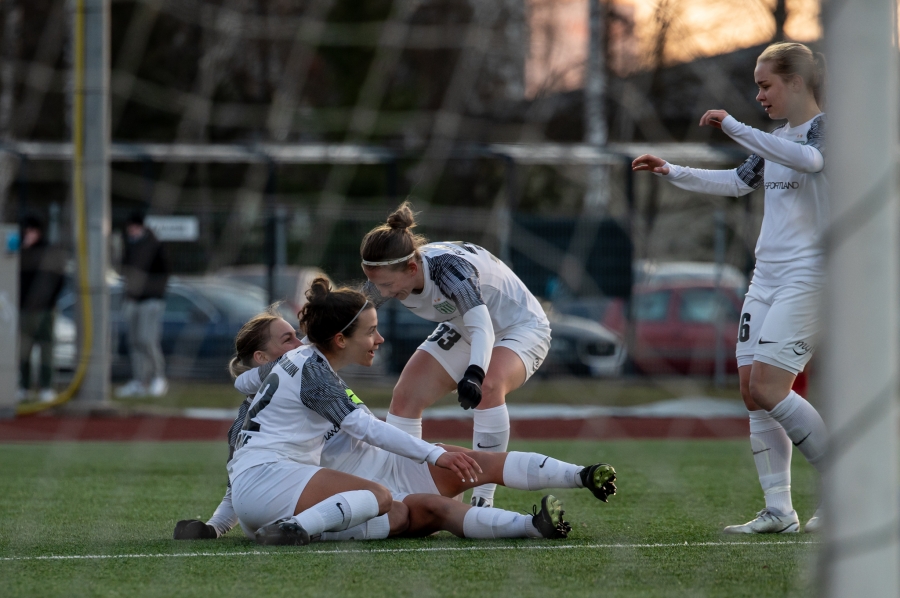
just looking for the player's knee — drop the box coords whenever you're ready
[387,500,410,536]
[371,484,394,515]
[479,376,504,403]
[748,379,779,411]
[390,383,420,417]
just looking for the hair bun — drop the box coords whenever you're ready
[386,201,416,230]
[306,277,332,304]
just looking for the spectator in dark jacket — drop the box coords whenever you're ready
[116,212,170,398]
[18,216,66,403]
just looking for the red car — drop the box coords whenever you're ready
[602,282,744,375]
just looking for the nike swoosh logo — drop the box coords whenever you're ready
[793,433,811,447]
[499,338,519,343]
[758,339,778,345]
[476,442,501,449]
[539,456,550,468]
[336,502,345,517]
[752,448,770,455]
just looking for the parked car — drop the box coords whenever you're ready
[601,281,744,375]
[373,299,625,377]
[552,262,749,376]
[541,312,626,377]
[215,265,328,319]
[55,275,269,380]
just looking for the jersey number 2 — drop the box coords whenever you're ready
[427,323,462,350]
[239,373,280,447]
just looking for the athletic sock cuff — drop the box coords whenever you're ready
[748,409,781,434]
[768,390,802,420]
[386,413,423,438]
[473,404,510,433]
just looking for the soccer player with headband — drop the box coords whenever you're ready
[359,201,553,508]
[632,42,828,535]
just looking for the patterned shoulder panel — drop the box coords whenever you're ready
[736,154,765,189]
[257,360,277,380]
[361,280,391,309]
[806,114,825,156]
[228,397,253,451]
[425,253,485,315]
[299,353,358,426]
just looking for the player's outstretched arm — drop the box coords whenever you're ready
[634,149,755,198]
[631,154,669,175]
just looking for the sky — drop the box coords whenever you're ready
[526,0,822,98]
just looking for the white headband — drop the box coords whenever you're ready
[335,300,370,337]
[361,251,416,267]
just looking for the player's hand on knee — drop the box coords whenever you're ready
[631,154,669,175]
[457,365,485,410]
[436,451,483,483]
[699,109,729,128]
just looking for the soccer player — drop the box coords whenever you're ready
[359,202,552,507]
[632,42,827,534]
[173,305,302,540]
[227,283,483,544]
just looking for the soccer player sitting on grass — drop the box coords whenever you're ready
[175,282,616,545]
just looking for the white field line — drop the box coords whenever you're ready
[0,541,818,562]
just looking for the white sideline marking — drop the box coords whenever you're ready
[0,541,818,562]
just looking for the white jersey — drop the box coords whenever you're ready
[364,242,549,372]
[227,345,444,480]
[660,114,827,285]
[233,363,413,487]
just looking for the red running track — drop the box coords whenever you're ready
[0,415,749,442]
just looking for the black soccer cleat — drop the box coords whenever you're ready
[254,518,311,546]
[531,494,572,540]
[173,519,218,540]
[579,463,617,503]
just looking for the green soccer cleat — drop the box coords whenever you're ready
[255,518,311,546]
[531,494,572,539]
[580,463,617,502]
[173,519,217,540]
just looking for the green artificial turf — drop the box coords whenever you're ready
[0,439,817,597]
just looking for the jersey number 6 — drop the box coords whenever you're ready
[739,313,751,343]
[427,323,462,350]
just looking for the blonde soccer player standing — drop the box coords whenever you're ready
[359,202,552,508]
[632,42,828,534]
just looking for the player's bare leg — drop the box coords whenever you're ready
[387,350,456,437]
[400,493,570,539]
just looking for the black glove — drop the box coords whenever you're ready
[457,365,485,410]
[173,519,218,540]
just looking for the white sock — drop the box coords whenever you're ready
[748,410,793,515]
[317,514,391,542]
[768,390,827,471]
[206,487,240,537]
[462,506,540,539]
[291,490,380,536]
[502,451,583,491]
[471,404,510,503]
[386,413,422,439]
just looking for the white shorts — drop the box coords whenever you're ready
[231,460,322,537]
[417,321,551,382]
[735,280,822,375]
[369,453,440,501]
